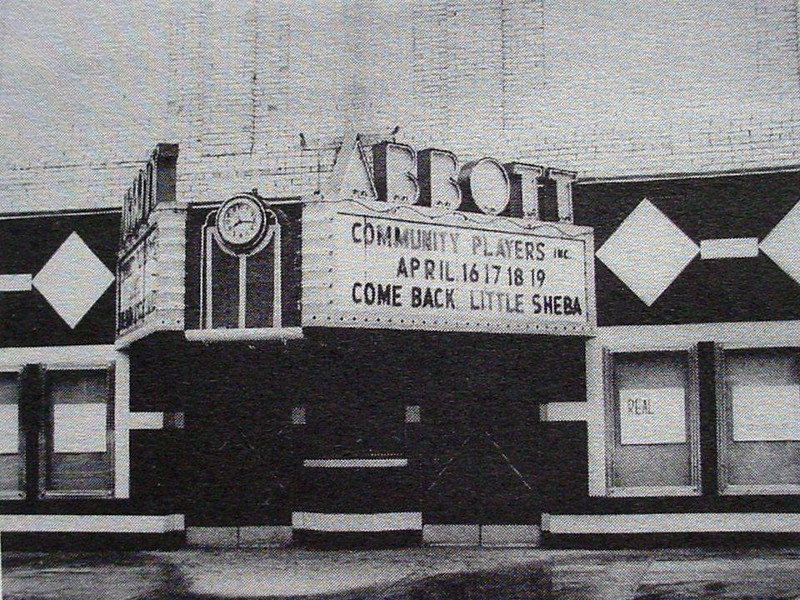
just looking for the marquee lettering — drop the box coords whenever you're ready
[340,139,575,222]
[418,148,462,211]
[120,144,178,249]
[373,141,419,205]
[507,162,545,220]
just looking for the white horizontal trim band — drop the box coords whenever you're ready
[540,402,589,422]
[292,511,422,532]
[700,238,759,259]
[720,484,800,496]
[0,345,117,363]
[598,321,800,351]
[607,485,700,497]
[185,327,304,342]
[0,514,184,533]
[544,513,800,534]
[0,274,32,292]
[303,458,408,468]
[129,412,164,430]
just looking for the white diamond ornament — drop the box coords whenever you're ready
[32,232,115,328]
[596,199,699,306]
[760,199,800,285]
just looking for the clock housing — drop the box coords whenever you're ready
[215,193,270,254]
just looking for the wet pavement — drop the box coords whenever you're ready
[3,546,800,599]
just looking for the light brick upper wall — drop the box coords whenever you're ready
[3,0,799,212]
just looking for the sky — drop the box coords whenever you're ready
[2,0,798,196]
[1,1,172,168]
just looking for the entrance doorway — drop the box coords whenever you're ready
[421,399,540,527]
[292,401,422,546]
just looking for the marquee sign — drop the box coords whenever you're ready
[116,144,184,345]
[302,200,594,335]
[117,226,158,333]
[304,138,594,335]
[121,144,178,247]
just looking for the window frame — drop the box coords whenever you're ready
[38,363,115,499]
[0,365,25,500]
[200,209,283,331]
[603,345,701,497]
[716,345,800,496]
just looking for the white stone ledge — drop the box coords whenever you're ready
[185,526,293,548]
[292,512,422,532]
[0,514,184,533]
[543,512,800,534]
[185,327,303,342]
[303,458,408,468]
[422,524,541,547]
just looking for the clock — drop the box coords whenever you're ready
[216,194,269,253]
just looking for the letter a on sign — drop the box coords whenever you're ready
[323,134,377,202]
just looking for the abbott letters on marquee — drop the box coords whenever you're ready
[302,140,595,335]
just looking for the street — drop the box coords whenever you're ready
[3,546,800,599]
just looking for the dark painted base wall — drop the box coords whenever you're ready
[131,329,586,528]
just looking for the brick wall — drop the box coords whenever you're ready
[2,1,799,211]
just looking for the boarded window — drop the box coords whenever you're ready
[0,371,24,498]
[606,350,700,494]
[718,348,800,491]
[41,369,113,496]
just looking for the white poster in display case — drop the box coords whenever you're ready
[732,384,800,442]
[619,387,687,445]
[0,405,18,454]
[53,404,107,453]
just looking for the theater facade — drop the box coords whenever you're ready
[0,139,799,548]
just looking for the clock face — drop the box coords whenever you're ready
[216,195,268,251]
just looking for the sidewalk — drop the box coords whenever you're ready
[3,546,800,599]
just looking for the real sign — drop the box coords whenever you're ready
[618,387,687,445]
[302,200,594,335]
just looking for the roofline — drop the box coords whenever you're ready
[3,163,799,216]
[577,163,800,185]
[0,206,121,220]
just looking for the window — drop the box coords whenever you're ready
[40,368,114,497]
[717,348,800,494]
[605,349,700,496]
[0,370,24,498]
